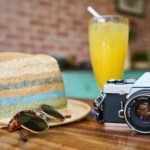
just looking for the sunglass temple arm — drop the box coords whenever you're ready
[17,130,28,142]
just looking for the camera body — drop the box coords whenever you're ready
[94,73,150,134]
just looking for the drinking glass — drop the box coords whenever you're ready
[88,16,129,90]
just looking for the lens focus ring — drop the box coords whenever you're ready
[124,90,150,134]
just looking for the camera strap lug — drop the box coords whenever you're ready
[93,93,106,122]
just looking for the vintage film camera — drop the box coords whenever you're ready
[93,72,150,134]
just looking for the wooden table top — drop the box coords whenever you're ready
[0,100,149,150]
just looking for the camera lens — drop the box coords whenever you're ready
[124,90,150,134]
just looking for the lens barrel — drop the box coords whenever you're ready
[124,90,150,134]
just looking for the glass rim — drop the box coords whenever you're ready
[90,15,128,24]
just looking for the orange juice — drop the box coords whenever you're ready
[89,16,129,90]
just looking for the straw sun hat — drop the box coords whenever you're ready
[0,52,91,128]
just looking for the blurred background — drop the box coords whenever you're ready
[0,0,149,98]
[0,0,149,70]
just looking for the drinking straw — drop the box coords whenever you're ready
[87,6,101,18]
[87,6,105,22]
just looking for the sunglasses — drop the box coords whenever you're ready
[5,104,70,142]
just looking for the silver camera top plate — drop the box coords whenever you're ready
[103,84,133,95]
[127,72,150,99]
[103,72,150,95]
[133,72,150,88]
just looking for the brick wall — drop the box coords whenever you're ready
[0,0,149,64]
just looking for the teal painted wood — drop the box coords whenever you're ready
[62,70,147,99]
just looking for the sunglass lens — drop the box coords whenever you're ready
[41,105,65,121]
[17,112,48,132]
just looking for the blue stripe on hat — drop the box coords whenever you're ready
[0,90,65,105]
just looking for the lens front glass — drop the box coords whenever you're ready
[136,102,150,123]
